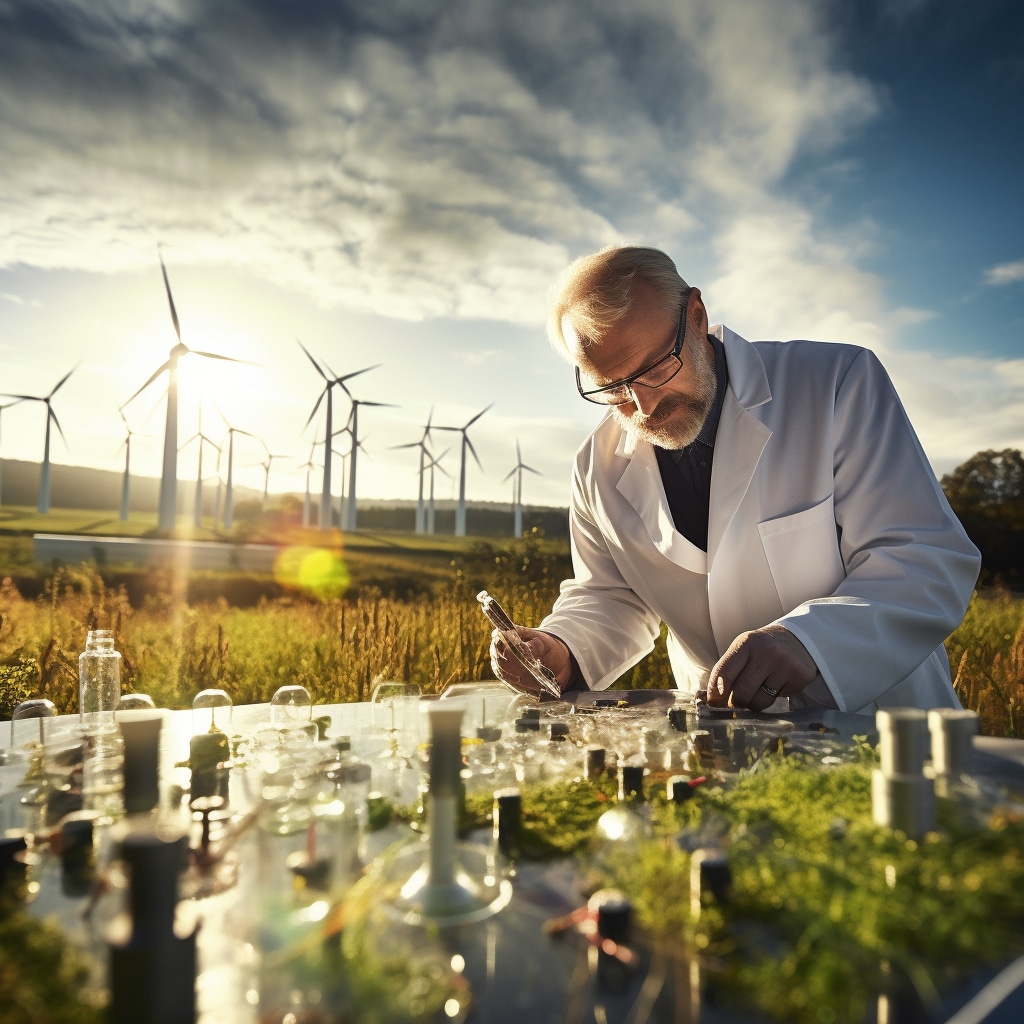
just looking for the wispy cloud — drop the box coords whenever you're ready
[0,0,1019,492]
[984,259,1024,286]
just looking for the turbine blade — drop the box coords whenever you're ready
[523,465,542,475]
[49,365,78,397]
[123,361,172,406]
[303,389,327,431]
[358,401,398,409]
[466,436,483,471]
[502,467,517,482]
[191,351,251,365]
[158,249,182,343]
[50,406,68,448]
[464,402,494,429]
[297,340,329,381]
[336,364,381,384]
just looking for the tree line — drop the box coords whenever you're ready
[941,448,1024,586]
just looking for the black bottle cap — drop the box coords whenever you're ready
[589,888,632,942]
[584,746,607,779]
[549,721,569,740]
[667,775,695,802]
[476,725,502,742]
[620,763,645,799]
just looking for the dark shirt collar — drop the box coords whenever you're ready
[671,333,728,457]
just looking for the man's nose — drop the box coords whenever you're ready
[629,385,660,417]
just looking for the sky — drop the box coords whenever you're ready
[0,0,1022,514]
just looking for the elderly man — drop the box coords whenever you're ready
[492,246,980,713]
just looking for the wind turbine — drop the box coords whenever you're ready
[345,396,396,531]
[122,250,249,532]
[256,450,287,508]
[219,415,259,531]
[179,404,220,527]
[298,445,318,528]
[0,399,23,507]
[424,447,451,535]
[390,408,434,533]
[116,409,151,521]
[299,341,379,532]
[1,367,77,514]
[503,440,542,538]
[436,404,493,537]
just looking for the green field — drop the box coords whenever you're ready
[1,509,1022,736]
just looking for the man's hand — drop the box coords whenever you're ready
[489,626,574,696]
[707,624,818,710]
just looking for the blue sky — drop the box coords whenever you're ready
[0,0,1021,512]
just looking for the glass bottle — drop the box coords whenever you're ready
[79,630,121,736]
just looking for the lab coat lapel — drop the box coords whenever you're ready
[706,329,773,571]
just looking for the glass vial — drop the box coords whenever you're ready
[79,630,121,736]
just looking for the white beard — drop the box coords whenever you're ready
[614,336,717,455]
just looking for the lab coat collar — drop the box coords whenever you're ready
[614,326,774,570]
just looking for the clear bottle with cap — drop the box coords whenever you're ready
[79,629,121,736]
[594,761,652,867]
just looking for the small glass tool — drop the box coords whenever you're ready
[476,590,562,700]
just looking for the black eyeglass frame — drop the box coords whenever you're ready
[574,296,688,406]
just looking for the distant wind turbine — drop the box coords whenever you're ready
[0,399,24,507]
[298,445,318,528]
[121,250,249,532]
[503,440,542,538]
[219,416,259,531]
[1,367,77,513]
[256,450,287,508]
[424,447,451,535]
[299,341,379,531]
[179,405,220,527]
[436,404,493,537]
[116,409,151,521]
[390,408,434,534]
[345,396,396,531]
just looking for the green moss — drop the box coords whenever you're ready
[0,888,104,1024]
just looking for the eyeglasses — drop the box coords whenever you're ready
[575,299,687,406]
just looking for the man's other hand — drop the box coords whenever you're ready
[707,624,818,710]
[489,626,574,695]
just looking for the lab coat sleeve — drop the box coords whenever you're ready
[777,348,981,711]
[539,447,661,690]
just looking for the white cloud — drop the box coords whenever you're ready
[984,260,1024,287]
[0,0,1020,501]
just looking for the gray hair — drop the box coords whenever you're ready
[546,246,690,361]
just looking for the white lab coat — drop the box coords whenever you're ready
[540,327,981,714]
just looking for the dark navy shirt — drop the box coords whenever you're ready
[654,334,729,552]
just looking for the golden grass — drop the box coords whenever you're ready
[1,556,1022,737]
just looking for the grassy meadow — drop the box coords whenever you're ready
[1,509,1022,736]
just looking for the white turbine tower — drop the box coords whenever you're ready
[436,404,493,537]
[179,405,220,527]
[2,367,77,514]
[219,418,259,531]
[390,408,434,533]
[299,341,378,531]
[503,440,542,538]
[345,396,396,531]
[424,447,451,535]
[298,445,318,528]
[257,450,287,509]
[0,399,24,507]
[116,410,149,522]
[122,251,248,533]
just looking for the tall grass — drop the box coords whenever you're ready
[1,546,1022,737]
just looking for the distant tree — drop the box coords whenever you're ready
[941,448,1024,583]
[941,449,1024,515]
